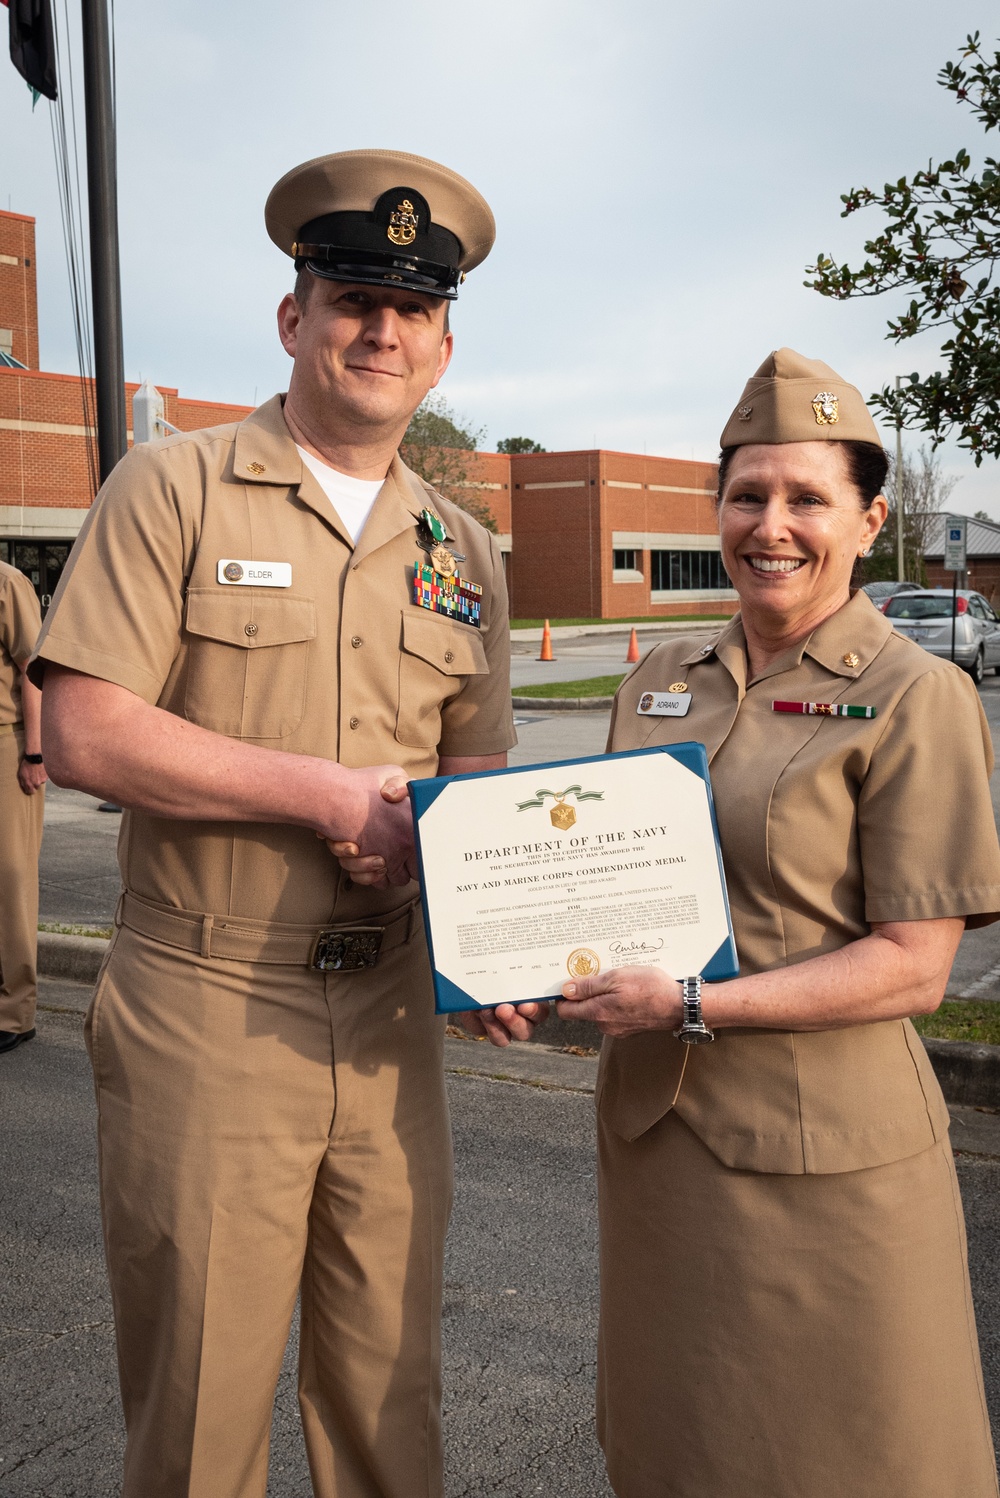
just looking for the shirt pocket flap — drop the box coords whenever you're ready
[185,590,317,649]
[401,611,488,676]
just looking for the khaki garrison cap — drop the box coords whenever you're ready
[720,347,882,448]
[265,148,495,299]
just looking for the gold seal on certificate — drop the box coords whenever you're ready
[409,746,739,1013]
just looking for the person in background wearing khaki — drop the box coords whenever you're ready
[558,351,1000,1498]
[30,149,543,1498]
[0,557,46,1055]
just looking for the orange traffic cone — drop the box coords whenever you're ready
[538,619,556,662]
[625,627,640,664]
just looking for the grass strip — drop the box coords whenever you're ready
[912,1000,1000,1047]
[511,615,730,629]
[39,921,113,939]
[512,673,626,700]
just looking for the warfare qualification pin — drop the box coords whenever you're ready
[812,391,840,426]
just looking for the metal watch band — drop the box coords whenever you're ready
[674,974,715,1045]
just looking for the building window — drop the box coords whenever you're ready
[1,539,74,611]
[650,550,730,590]
[613,548,638,571]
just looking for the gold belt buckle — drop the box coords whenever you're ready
[311,927,384,972]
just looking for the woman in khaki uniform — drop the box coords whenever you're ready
[559,349,1000,1498]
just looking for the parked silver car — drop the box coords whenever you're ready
[861,580,923,604]
[884,589,1000,683]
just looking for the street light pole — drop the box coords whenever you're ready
[81,0,127,484]
[895,375,905,583]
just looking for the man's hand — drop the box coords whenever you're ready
[456,1001,549,1048]
[556,966,681,1038]
[17,757,47,796]
[324,766,416,887]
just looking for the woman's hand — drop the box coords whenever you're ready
[458,1002,550,1048]
[557,966,683,1037]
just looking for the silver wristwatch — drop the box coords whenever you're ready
[673,975,714,1045]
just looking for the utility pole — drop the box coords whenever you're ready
[895,375,905,583]
[81,0,127,483]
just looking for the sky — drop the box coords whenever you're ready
[3,0,1000,514]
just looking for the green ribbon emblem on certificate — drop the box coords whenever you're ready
[516,784,605,831]
[515,785,605,812]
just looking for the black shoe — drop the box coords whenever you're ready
[0,1028,36,1054]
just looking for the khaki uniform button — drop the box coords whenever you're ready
[351,635,363,648]
[244,622,258,637]
[444,650,454,664]
[349,716,360,729]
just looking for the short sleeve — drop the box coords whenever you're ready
[859,664,1000,927]
[29,441,195,701]
[1,569,43,664]
[437,534,516,756]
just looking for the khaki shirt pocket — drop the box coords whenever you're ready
[396,610,489,749]
[183,589,316,739]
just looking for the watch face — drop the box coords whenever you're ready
[681,1025,714,1045]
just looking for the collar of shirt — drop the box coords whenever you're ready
[294,446,383,543]
[678,589,894,691]
[231,393,430,558]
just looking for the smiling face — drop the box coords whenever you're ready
[277,278,453,449]
[718,443,887,641]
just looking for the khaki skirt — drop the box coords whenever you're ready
[597,1108,998,1498]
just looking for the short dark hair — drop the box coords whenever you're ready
[293,267,450,334]
[716,440,888,510]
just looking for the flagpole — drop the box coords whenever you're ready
[81,0,126,482]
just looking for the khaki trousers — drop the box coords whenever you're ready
[86,914,453,1498]
[0,728,44,1032]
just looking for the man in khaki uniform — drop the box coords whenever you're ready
[0,558,46,1053]
[33,149,539,1498]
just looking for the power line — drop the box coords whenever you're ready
[48,0,100,498]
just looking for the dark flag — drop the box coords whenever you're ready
[4,0,58,102]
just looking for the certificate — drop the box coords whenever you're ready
[409,744,738,1013]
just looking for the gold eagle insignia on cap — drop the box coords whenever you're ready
[812,391,840,426]
[387,199,418,247]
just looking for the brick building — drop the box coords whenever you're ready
[2,207,734,618]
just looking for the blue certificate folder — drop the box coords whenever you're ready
[408,743,739,1015]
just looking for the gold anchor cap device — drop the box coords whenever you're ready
[265,148,496,300]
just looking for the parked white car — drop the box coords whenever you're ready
[884,589,1000,684]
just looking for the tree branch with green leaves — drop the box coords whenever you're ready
[806,32,1000,463]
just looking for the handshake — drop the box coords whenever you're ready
[318,764,550,1047]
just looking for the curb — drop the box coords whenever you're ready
[922,1037,1000,1110]
[511,621,724,643]
[38,931,109,984]
[512,695,614,711]
[34,935,1000,1110]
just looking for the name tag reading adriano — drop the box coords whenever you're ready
[217,560,292,588]
[636,691,692,718]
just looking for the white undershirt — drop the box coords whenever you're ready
[296,445,385,543]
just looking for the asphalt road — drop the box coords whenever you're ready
[509,626,712,691]
[4,996,1000,1496]
[1,1003,612,1497]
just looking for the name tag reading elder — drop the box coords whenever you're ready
[217,560,292,587]
[637,690,692,718]
[409,746,738,1013]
